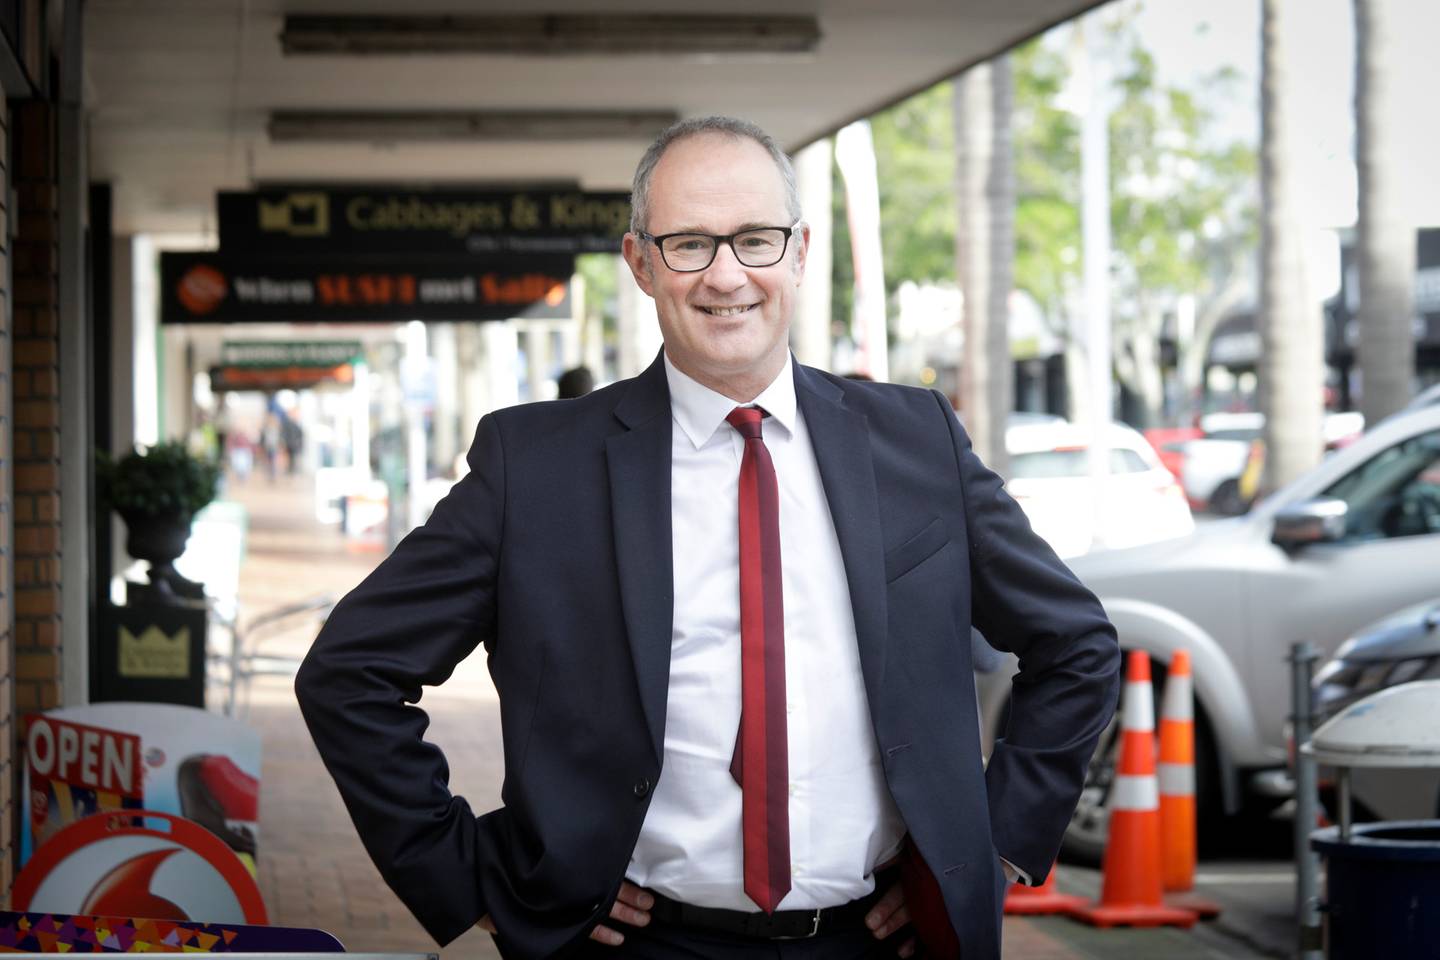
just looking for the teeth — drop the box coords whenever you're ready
[704,305,752,317]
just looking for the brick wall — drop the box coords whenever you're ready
[13,100,59,712]
[7,98,59,900]
[0,96,14,902]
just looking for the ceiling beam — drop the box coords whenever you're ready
[267,109,681,143]
[280,14,822,57]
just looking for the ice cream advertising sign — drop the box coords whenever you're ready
[17,704,265,925]
[26,716,144,852]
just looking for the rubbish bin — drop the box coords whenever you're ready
[1311,820,1440,958]
[1301,680,1440,960]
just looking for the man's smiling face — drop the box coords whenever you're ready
[623,132,808,402]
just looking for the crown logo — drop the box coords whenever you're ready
[257,192,329,236]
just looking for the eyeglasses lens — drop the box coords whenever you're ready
[660,228,788,271]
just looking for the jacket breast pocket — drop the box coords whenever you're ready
[884,517,949,583]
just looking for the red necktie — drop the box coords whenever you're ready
[725,406,791,914]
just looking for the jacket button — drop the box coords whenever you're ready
[633,778,651,798]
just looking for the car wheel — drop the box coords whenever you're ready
[1057,664,1222,867]
[1059,712,1118,865]
[1209,479,1247,516]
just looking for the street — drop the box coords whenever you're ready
[1003,858,1296,959]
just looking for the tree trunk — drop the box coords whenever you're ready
[1124,302,1166,429]
[1258,0,1325,494]
[1355,0,1416,423]
[835,120,890,382]
[1110,293,1167,430]
[1064,339,1090,426]
[1179,261,1252,406]
[792,139,835,370]
[954,56,1015,475]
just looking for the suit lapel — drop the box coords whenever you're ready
[606,356,675,764]
[794,365,888,720]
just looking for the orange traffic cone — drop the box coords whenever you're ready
[1068,651,1198,928]
[1003,861,1086,915]
[1159,651,1221,919]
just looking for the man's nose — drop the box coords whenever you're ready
[702,241,749,291]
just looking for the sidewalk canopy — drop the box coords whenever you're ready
[85,0,1101,237]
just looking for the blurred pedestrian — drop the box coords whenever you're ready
[557,365,596,399]
[213,399,231,463]
[229,430,254,484]
[260,411,281,483]
[281,412,304,475]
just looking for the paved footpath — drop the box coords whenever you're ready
[226,471,1292,959]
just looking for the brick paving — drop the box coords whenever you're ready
[225,469,1286,959]
[224,470,499,959]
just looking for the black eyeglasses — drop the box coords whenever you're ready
[637,225,797,272]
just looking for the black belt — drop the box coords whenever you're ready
[646,886,886,941]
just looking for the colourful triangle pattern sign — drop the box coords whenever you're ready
[0,912,343,953]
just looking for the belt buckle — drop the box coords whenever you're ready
[774,909,823,940]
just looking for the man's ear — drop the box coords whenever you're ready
[622,232,656,297]
[791,222,811,286]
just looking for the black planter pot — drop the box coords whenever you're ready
[119,510,195,598]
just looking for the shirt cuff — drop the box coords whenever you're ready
[999,856,1030,886]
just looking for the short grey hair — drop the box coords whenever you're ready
[629,116,802,234]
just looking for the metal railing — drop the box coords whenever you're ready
[208,594,336,716]
[1290,641,1323,960]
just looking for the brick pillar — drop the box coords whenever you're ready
[0,97,16,903]
[11,102,61,904]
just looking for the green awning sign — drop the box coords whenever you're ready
[220,341,364,368]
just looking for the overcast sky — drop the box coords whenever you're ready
[1135,0,1436,228]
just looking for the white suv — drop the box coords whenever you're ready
[1005,418,1194,560]
[979,401,1440,861]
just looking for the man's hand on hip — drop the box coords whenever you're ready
[473,882,653,946]
[588,881,654,946]
[483,881,918,954]
[866,879,917,958]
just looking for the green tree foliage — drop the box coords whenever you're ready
[1103,19,1257,422]
[1011,37,1083,330]
[1009,18,1257,352]
[576,253,619,341]
[870,83,960,293]
[841,4,1256,423]
[830,152,855,336]
[1107,38,1257,315]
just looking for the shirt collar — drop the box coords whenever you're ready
[663,352,797,450]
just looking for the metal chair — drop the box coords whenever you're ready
[209,594,335,717]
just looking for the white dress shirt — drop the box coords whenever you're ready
[626,353,907,911]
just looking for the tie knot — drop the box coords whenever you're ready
[726,406,767,440]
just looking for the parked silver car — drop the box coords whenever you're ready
[1180,411,1365,516]
[979,401,1440,862]
[1311,598,1440,822]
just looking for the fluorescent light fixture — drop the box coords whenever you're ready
[268,109,680,143]
[280,14,821,56]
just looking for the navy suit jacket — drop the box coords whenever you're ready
[295,355,1119,959]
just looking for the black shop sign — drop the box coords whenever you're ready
[160,253,574,324]
[217,188,631,256]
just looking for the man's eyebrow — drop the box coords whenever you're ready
[662,221,783,235]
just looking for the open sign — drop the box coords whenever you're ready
[27,716,142,797]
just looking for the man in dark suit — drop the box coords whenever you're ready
[296,116,1119,960]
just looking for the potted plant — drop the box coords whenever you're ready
[97,441,221,598]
